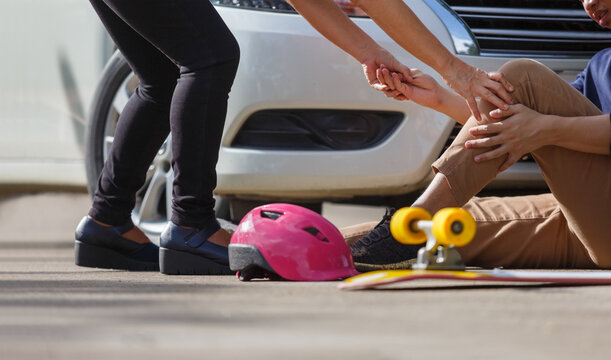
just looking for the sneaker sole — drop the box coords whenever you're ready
[159,247,234,275]
[74,240,159,271]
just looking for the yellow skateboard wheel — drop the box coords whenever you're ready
[390,207,431,245]
[432,208,476,247]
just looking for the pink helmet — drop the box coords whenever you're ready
[229,203,359,281]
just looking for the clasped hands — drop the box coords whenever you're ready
[368,61,549,172]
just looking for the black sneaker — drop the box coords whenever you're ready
[350,208,420,269]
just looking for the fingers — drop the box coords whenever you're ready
[478,87,509,112]
[465,135,502,149]
[381,67,396,90]
[373,63,418,101]
[382,89,407,101]
[372,81,389,92]
[466,70,513,112]
[376,65,399,91]
[471,146,517,172]
[484,79,513,108]
[473,146,507,163]
[489,104,519,119]
[367,61,413,100]
[468,137,520,172]
[466,98,482,122]
[488,71,514,94]
[481,72,513,108]
[391,73,410,97]
[399,66,413,82]
[364,61,377,86]
[375,68,388,90]
[468,122,503,136]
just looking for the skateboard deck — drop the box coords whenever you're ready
[339,269,611,290]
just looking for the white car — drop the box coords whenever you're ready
[0,1,112,187]
[3,1,610,235]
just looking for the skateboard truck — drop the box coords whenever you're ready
[390,207,476,271]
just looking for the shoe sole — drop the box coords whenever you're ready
[74,240,159,271]
[159,247,234,275]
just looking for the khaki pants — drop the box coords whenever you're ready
[345,59,611,269]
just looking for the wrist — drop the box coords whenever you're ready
[439,55,464,78]
[356,42,383,64]
[543,114,563,146]
[435,85,452,108]
[436,86,471,123]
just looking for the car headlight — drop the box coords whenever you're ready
[211,0,368,17]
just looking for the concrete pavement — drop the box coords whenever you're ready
[1,193,610,360]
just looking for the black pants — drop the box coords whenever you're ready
[88,0,240,228]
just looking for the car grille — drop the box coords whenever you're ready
[444,0,611,57]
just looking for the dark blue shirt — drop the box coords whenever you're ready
[571,47,611,113]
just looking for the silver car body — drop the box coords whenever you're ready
[0,1,600,201]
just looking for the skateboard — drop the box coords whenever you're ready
[340,207,611,290]
[339,268,611,290]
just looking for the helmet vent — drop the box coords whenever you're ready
[303,227,329,242]
[261,210,283,220]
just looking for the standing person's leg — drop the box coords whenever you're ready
[90,0,240,274]
[77,0,240,273]
[95,0,239,230]
[350,58,610,269]
[87,0,178,229]
[76,0,181,271]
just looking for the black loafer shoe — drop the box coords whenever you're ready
[159,221,233,275]
[74,216,159,271]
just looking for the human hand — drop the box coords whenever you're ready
[443,60,514,122]
[376,65,442,107]
[361,47,412,96]
[465,104,551,172]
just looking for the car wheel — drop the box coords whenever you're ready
[85,50,231,237]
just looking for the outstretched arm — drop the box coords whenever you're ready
[285,0,413,91]
[287,0,513,121]
[381,66,471,124]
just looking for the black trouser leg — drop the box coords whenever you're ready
[87,0,239,228]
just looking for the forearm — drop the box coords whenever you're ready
[435,87,472,125]
[547,114,611,155]
[286,0,381,62]
[353,0,458,75]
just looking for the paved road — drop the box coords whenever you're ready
[0,193,610,359]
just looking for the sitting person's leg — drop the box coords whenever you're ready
[497,60,611,267]
[349,58,610,268]
[459,194,595,268]
[348,62,521,265]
